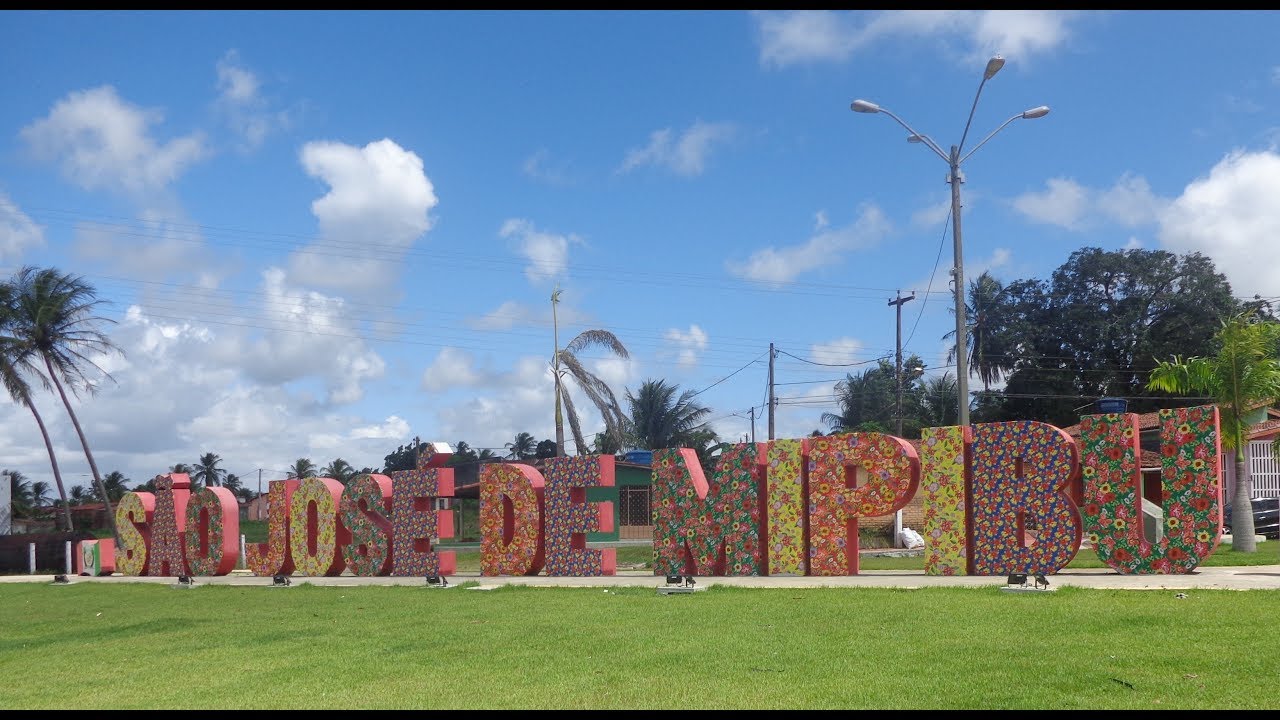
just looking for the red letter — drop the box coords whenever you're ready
[480,463,546,576]
[146,473,191,577]
[340,473,395,576]
[183,486,240,575]
[390,443,456,577]
[543,455,615,576]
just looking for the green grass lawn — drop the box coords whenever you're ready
[1,582,1276,709]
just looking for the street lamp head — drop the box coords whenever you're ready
[850,99,881,114]
[907,134,925,143]
[984,55,1005,80]
[1021,105,1050,119]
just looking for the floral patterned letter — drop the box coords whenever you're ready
[340,474,395,576]
[246,479,299,577]
[1080,405,1222,574]
[182,486,240,575]
[765,438,807,575]
[289,477,351,576]
[970,422,1082,575]
[390,444,456,577]
[651,443,765,576]
[480,463,546,576]
[543,455,616,576]
[114,491,155,576]
[146,474,191,577]
[920,425,970,576]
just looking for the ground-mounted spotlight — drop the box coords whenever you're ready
[52,574,69,585]
[272,574,292,587]
[425,576,449,588]
[657,574,701,595]
[1000,572,1053,593]
[176,575,195,587]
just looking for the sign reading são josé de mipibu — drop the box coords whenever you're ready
[108,405,1224,579]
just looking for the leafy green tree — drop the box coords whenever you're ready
[30,480,52,510]
[918,372,961,428]
[996,248,1238,426]
[192,452,227,488]
[8,266,123,545]
[69,485,90,504]
[286,458,317,480]
[505,432,537,460]
[446,440,478,467]
[384,437,423,473]
[535,439,557,459]
[1148,313,1280,553]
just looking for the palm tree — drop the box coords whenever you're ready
[944,271,1018,393]
[223,473,244,493]
[1147,312,1280,553]
[505,432,537,460]
[625,379,715,451]
[30,480,53,510]
[191,452,227,488]
[320,458,356,485]
[551,286,630,456]
[5,469,32,518]
[101,470,130,502]
[918,372,960,428]
[69,484,90,504]
[8,266,122,545]
[822,363,895,434]
[477,448,498,461]
[0,284,73,531]
[286,458,317,480]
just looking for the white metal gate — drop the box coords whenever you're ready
[1248,440,1280,498]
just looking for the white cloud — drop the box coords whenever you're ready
[522,148,571,185]
[469,300,534,331]
[1159,149,1280,298]
[814,210,829,230]
[422,347,487,392]
[809,337,862,365]
[1124,237,1143,250]
[664,325,709,368]
[726,204,891,284]
[1013,177,1090,230]
[910,196,953,229]
[290,138,438,295]
[500,218,578,284]
[0,193,44,260]
[618,121,736,177]
[1014,174,1167,230]
[216,49,289,151]
[20,85,207,196]
[73,209,224,281]
[754,10,1079,68]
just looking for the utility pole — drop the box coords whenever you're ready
[257,468,262,499]
[749,405,756,444]
[888,290,916,436]
[767,342,776,440]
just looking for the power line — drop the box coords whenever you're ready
[775,348,892,368]
[687,351,769,399]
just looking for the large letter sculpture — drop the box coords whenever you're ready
[182,486,240,575]
[340,473,395,576]
[289,477,351,576]
[1081,405,1222,574]
[246,479,299,577]
[808,433,919,575]
[389,443,456,577]
[765,438,807,575]
[543,455,615,576]
[146,473,192,577]
[920,426,970,576]
[970,422,1082,575]
[115,491,155,576]
[480,463,545,576]
[652,443,765,576]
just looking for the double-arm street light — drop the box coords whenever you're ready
[851,55,1049,426]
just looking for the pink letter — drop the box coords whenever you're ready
[390,443,456,577]
[340,473,395,576]
[182,486,240,575]
[246,479,299,577]
[480,463,546,576]
[543,455,616,576]
[146,473,191,577]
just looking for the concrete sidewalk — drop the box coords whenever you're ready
[5,565,1278,591]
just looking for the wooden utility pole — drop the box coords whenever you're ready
[888,290,916,436]
[767,343,776,440]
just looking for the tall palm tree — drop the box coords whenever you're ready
[0,284,73,531]
[69,485,89,504]
[286,458,317,480]
[1147,313,1280,553]
[505,432,537,460]
[191,452,227,488]
[9,266,122,545]
[625,379,714,451]
[944,271,1018,392]
[551,286,630,456]
[320,458,356,485]
[223,473,244,493]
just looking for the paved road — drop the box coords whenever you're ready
[4,565,1278,591]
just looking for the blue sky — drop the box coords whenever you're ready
[2,10,1280,493]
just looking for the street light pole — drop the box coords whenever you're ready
[850,56,1049,426]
